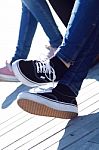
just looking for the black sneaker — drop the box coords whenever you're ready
[12,59,57,87]
[17,85,78,119]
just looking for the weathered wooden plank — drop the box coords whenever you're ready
[42,112,99,149]
[77,83,99,104]
[0,2,99,150]
[79,93,99,110]
[79,80,99,95]
[1,100,97,149]
[1,119,68,150]
[8,112,99,150]
[0,69,98,148]
[0,116,55,149]
[89,133,99,144]
[51,118,99,150]
[58,129,99,150]
[79,142,99,150]
[79,101,99,116]
[45,135,99,150]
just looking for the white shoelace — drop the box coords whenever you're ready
[35,60,56,86]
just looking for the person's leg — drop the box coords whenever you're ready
[12,0,99,85]
[16,0,99,119]
[16,22,99,118]
[58,26,99,96]
[22,0,62,49]
[11,3,38,64]
[0,0,63,81]
[56,0,99,65]
[40,0,99,109]
[0,3,37,81]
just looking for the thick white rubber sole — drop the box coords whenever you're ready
[17,92,78,119]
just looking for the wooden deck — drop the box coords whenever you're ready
[0,1,99,149]
[0,63,99,150]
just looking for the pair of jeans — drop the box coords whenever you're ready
[56,0,99,95]
[11,1,62,64]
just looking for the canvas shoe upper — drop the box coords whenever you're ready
[17,86,78,119]
[12,59,57,87]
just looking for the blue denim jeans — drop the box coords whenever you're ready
[57,0,99,64]
[11,1,62,64]
[57,0,99,95]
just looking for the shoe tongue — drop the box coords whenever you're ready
[33,60,39,71]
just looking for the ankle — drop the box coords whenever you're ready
[58,57,71,68]
[53,83,76,97]
[50,56,67,80]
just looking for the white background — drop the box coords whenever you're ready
[0,0,65,67]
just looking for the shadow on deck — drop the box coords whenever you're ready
[0,64,99,150]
